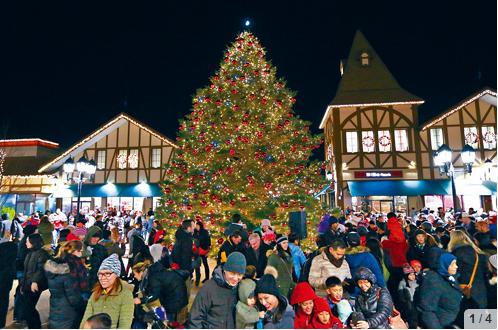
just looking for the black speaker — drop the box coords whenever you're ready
[288,211,307,239]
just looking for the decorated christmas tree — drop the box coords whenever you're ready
[158,31,327,250]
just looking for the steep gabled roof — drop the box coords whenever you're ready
[420,88,497,131]
[320,30,424,129]
[38,113,178,173]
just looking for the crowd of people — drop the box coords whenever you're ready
[0,205,496,329]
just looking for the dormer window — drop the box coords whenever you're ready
[361,52,370,66]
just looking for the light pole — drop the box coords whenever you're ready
[433,144,475,211]
[63,156,96,218]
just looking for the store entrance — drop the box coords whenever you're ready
[370,200,393,213]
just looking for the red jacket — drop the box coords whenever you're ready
[382,217,408,267]
[295,308,313,329]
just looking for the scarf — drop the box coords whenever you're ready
[325,248,344,268]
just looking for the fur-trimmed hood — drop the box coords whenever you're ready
[345,245,370,255]
[264,265,279,279]
[44,259,70,276]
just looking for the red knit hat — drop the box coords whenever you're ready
[409,259,422,270]
[66,233,80,242]
[313,297,331,314]
[290,282,318,305]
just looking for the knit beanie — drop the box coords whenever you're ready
[22,224,37,237]
[346,232,361,247]
[255,273,281,298]
[99,253,121,276]
[402,263,416,274]
[149,244,164,263]
[409,259,422,270]
[290,282,317,305]
[313,297,331,314]
[223,251,246,274]
[261,219,271,227]
[276,235,288,245]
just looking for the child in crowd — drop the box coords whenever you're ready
[325,276,353,323]
[236,279,265,329]
[410,259,422,277]
[82,313,112,329]
[312,297,344,329]
[398,263,419,328]
[245,265,257,280]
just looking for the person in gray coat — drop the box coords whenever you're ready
[187,252,246,329]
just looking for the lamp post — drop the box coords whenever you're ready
[63,156,96,217]
[433,144,475,212]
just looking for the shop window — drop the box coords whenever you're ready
[430,128,444,150]
[117,150,128,169]
[378,130,391,152]
[128,149,139,169]
[394,129,409,152]
[361,131,375,153]
[464,127,479,149]
[97,150,106,169]
[481,126,496,150]
[345,131,358,153]
[152,148,162,168]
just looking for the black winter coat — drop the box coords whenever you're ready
[355,286,393,329]
[187,266,238,329]
[44,259,86,329]
[194,228,211,250]
[22,248,49,292]
[140,262,189,314]
[417,270,462,328]
[87,243,108,288]
[216,239,245,265]
[0,242,17,284]
[407,243,430,268]
[452,244,488,308]
[171,228,193,272]
[245,242,271,278]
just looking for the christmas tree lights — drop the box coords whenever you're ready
[158,31,327,252]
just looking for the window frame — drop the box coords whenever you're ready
[430,128,444,151]
[151,148,162,168]
[96,150,106,170]
[344,131,359,153]
[361,130,375,153]
[377,129,391,153]
[394,129,409,152]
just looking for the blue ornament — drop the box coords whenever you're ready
[212,141,219,148]
[295,178,301,184]
[265,155,274,162]
[198,96,204,103]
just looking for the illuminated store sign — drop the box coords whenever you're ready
[354,171,403,179]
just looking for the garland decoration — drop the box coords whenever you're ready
[465,131,479,145]
[483,131,496,144]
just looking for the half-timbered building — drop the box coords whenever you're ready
[419,89,497,211]
[320,30,497,213]
[39,113,178,213]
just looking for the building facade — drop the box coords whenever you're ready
[38,113,178,214]
[0,138,60,216]
[320,31,497,213]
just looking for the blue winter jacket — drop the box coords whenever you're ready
[345,245,386,290]
[289,243,306,279]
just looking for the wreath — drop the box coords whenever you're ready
[378,135,391,147]
[128,153,139,169]
[483,131,496,144]
[117,153,127,169]
[362,135,375,148]
[465,131,479,145]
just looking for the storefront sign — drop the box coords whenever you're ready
[354,170,403,179]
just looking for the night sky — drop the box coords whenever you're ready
[1,1,496,153]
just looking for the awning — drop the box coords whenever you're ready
[51,183,163,198]
[314,185,333,198]
[456,180,497,196]
[347,180,451,197]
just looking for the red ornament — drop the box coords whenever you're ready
[231,89,238,95]
[217,238,224,245]
[261,98,268,105]
[248,94,256,100]
[229,149,236,156]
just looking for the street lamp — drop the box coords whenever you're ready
[433,144,475,212]
[63,156,97,218]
